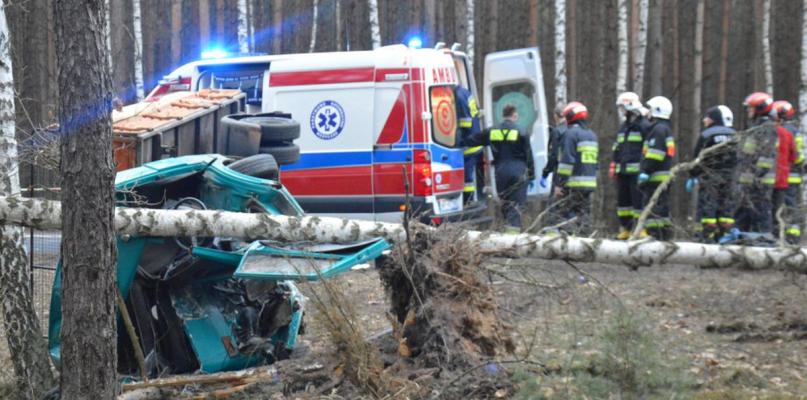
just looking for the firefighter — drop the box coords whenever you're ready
[774,100,805,243]
[611,92,651,240]
[463,104,535,233]
[455,85,482,204]
[772,100,802,244]
[541,106,568,193]
[637,96,675,240]
[735,92,778,235]
[687,105,737,243]
[551,101,598,235]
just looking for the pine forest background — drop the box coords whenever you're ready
[4,0,803,233]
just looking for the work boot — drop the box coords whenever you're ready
[639,228,650,238]
[616,227,631,240]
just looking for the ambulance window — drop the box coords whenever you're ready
[490,82,537,136]
[453,60,470,90]
[211,70,264,106]
[430,86,457,148]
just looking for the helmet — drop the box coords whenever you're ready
[772,100,795,120]
[705,105,734,127]
[616,92,642,112]
[646,96,673,119]
[562,101,588,123]
[743,92,774,115]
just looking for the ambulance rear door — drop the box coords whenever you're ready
[483,48,550,198]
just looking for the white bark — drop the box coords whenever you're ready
[105,0,112,69]
[801,0,807,133]
[554,0,567,107]
[369,0,380,49]
[133,0,144,100]
[310,0,318,52]
[466,0,475,69]
[336,0,342,51]
[762,0,773,95]
[633,0,648,97]
[0,6,56,395]
[238,0,249,53]
[617,0,628,96]
[0,196,806,272]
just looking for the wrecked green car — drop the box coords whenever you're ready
[47,154,389,377]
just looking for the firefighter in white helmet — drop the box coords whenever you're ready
[611,92,651,240]
[637,96,675,240]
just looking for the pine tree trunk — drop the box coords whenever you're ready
[237,0,249,52]
[648,0,662,97]
[466,0,474,67]
[424,0,436,47]
[273,0,283,53]
[567,0,577,99]
[0,6,56,398]
[200,0,210,50]
[633,0,648,97]
[170,0,182,66]
[54,0,118,398]
[133,0,144,100]
[719,0,730,104]
[554,0,567,107]
[762,0,773,95]
[369,0,380,49]
[0,196,805,272]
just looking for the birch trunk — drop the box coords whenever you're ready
[554,0,567,107]
[693,0,704,134]
[335,0,341,51]
[0,6,56,398]
[369,0,380,49]
[466,0,475,68]
[0,196,805,272]
[762,0,773,95]
[633,0,648,97]
[309,0,318,52]
[133,0,144,100]
[237,0,249,53]
[55,0,119,397]
[800,0,807,133]
[616,0,628,96]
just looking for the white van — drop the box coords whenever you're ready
[147,44,550,223]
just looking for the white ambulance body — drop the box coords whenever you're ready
[148,45,550,223]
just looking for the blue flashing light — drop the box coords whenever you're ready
[408,38,423,49]
[201,49,228,59]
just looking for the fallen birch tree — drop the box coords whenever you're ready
[0,195,805,272]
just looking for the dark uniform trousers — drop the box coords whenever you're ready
[495,161,528,231]
[549,190,592,235]
[736,183,773,233]
[773,186,801,244]
[640,183,671,240]
[696,174,736,242]
[616,173,642,229]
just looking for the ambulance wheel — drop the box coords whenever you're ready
[241,116,301,143]
[228,154,280,180]
[259,143,300,165]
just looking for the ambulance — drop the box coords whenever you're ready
[147,44,550,223]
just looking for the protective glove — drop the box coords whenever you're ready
[637,173,649,185]
[686,178,697,192]
[608,162,617,180]
[539,177,547,188]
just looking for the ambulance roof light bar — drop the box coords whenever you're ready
[408,38,423,49]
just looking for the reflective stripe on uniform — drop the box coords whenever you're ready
[645,148,666,161]
[617,207,633,217]
[464,182,476,192]
[616,133,625,143]
[762,173,776,185]
[557,163,573,175]
[468,97,479,117]
[787,227,802,236]
[700,218,717,226]
[646,218,671,228]
[625,163,641,173]
[739,172,754,184]
[459,117,473,128]
[743,140,758,154]
[632,209,643,218]
[490,129,519,141]
[566,176,597,188]
[628,132,643,142]
[577,141,599,152]
[464,146,483,155]
[649,171,669,182]
[788,172,803,184]
[718,217,735,226]
[666,137,676,157]
[756,157,775,169]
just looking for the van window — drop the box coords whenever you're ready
[429,86,457,148]
[453,59,470,90]
[490,82,536,136]
[211,70,264,106]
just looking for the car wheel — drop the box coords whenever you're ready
[240,116,301,143]
[228,154,280,180]
[259,143,300,165]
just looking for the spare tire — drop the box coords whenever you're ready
[228,154,279,180]
[259,143,300,165]
[241,117,301,143]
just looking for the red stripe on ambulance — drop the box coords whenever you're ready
[376,87,408,144]
[269,68,375,86]
[281,166,373,196]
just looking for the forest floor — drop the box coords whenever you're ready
[284,259,807,399]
